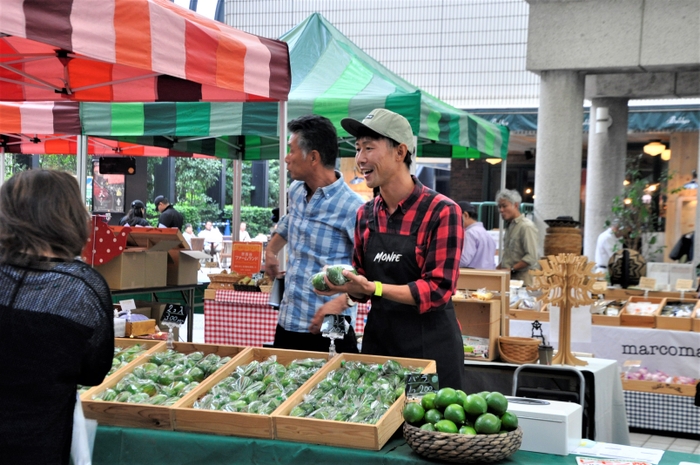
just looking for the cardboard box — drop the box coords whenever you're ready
[655,299,697,331]
[506,397,582,455]
[453,299,501,361]
[620,296,665,328]
[621,378,697,397]
[172,347,330,439]
[272,353,437,450]
[168,248,211,286]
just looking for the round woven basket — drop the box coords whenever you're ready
[498,336,540,364]
[403,423,523,463]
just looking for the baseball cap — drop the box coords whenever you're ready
[153,195,165,206]
[131,199,146,209]
[458,201,477,216]
[341,108,414,155]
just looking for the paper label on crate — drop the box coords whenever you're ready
[119,299,137,313]
[638,277,656,290]
[623,360,642,368]
[161,304,188,326]
[405,373,439,397]
[674,278,694,291]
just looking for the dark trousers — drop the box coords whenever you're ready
[273,324,359,354]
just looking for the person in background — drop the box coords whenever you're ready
[0,170,113,465]
[495,189,540,285]
[198,221,223,257]
[239,222,252,242]
[265,114,364,353]
[457,200,496,269]
[153,195,184,230]
[119,199,150,227]
[317,108,466,390]
[595,219,622,273]
[182,223,195,248]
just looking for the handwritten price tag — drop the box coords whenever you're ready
[638,277,656,290]
[405,373,439,397]
[160,304,188,326]
[675,279,694,291]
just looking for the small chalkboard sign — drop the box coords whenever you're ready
[161,304,188,326]
[405,373,439,397]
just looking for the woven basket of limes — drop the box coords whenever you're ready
[402,388,522,463]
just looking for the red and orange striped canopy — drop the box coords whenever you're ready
[0,0,291,102]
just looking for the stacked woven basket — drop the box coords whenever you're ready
[497,336,540,364]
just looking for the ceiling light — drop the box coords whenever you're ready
[660,149,671,161]
[485,158,502,165]
[643,141,665,156]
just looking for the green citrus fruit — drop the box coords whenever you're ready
[459,425,477,435]
[420,423,436,432]
[455,389,468,406]
[443,403,466,425]
[402,402,425,424]
[435,419,459,434]
[486,392,508,416]
[463,394,488,416]
[421,392,437,411]
[474,413,501,434]
[424,408,443,424]
[435,388,459,409]
[500,411,518,431]
[477,391,490,400]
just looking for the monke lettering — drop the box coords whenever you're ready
[373,251,402,263]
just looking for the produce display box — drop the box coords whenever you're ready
[81,342,247,430]
[655,299,698,331]
[172,347,330,439]
[619,296,665,328]
[591,313,621,326]
[272,352,437,451]
[453,298,500,361]
[621,378,697,397]
[694,304,700,332]
[508,308,549,322]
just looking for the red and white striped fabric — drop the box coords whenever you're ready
[205,290,370,346]
[0,0,290,102]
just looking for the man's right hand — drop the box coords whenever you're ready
[265,259,279,279]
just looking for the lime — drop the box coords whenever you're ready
[435,388,459,409]
[402,402,425,424]
[459,425,477,436]
[455,389,468,406]
[434,419,459,434]
[474,413,501,434]
[421,392,437,411]
[311,272,330,291]
[463,394,488,416]
[486,392,508,416]
[500,411,518,431]
[326,265,357,285]
[420,423,436,432]
[443,403,466,425]
[477,391,490,400]
[424,408,443,424]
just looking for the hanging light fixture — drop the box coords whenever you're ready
[485,158,502,165]
[660,148,671,161]
[643,140,665,156]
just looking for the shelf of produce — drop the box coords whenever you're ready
[619,296,665,328]
[172,347,330,439]
[272,352,436,451]
[656,298,698,331]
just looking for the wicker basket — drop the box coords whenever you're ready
[497,336,540,364]
[403,423,522,463]
[208,273,244,290]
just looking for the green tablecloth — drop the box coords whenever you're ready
[94,426,700,465]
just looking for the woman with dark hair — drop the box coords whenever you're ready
[119,199,150,227]
[0,170,114,465]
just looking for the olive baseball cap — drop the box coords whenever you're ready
[341,108,414,155]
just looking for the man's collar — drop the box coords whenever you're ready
[377,175,421,214]
[304,171,343,197]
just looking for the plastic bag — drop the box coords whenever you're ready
[70,392,97,465]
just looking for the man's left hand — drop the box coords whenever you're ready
[309,295,346,334]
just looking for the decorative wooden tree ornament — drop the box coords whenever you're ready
[529,254,603,366]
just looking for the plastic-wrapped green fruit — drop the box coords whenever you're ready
[325,265,357,285]
[311,271,330,291]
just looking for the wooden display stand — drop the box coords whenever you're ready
[530,254,602,366]
[456,269,510,335]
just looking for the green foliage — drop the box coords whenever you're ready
[223,205,275,238]
[226,160,280,207]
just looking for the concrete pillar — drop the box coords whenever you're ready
[583,98,629,262]
[695,132,700,272]
[533,70,585,251]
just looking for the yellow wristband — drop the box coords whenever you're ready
[373,281,383,297]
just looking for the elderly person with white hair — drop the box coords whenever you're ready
[495,189,540,285]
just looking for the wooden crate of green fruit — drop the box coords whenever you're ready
[172,347,330,439]
[272,352,437,451]
[81,342,247,430]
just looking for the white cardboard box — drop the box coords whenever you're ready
[506,397,582,456]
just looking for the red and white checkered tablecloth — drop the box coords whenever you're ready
[205,290,370,346]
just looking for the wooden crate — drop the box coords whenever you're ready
[81,342,247,430]
[453,299,500,361]
[508,308,549,322]
[172,347,330,439]
[655,299,697,331]
[457,269,510,335]
[622,378,697,397]
[272,353,437,451]
[619,296,665,328]
[591,313,621,326]
[693,304,700,332]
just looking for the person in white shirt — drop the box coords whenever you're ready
[239,222,252,242]
[198,221,223,256]
[182,223,195,248]
[595,220,622,273]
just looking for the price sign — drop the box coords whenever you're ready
[118,299,137,313]
[591,281,607,293]
[404,373,439,397]
[160,304,188,326]
[638,277,656,291]
[320,314,350,337]
[675,278,694,291]
[231,242,263,276]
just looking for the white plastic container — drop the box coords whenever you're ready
[113,317,126,338]
[506,397,582,456]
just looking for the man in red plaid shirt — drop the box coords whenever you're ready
[316,108,465,390]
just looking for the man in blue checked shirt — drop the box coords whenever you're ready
[265,115,364,352]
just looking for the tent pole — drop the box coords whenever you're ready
[0,147,5,187]
[77,135,88,205]
[278,100,288,271]
[232,157,242,242]
[498,158,507,257]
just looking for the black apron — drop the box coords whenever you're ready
[361,203,466,390]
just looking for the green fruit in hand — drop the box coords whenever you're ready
[500,411,519,431]
[435,388,458,409]
[326,265,357,285]
[421,392,437,411]
[463,394,488,416]
[424,408,443,424]
[459,425,477,436]
[485,392,508,416]
[402,402,425,424]
[420,423,436,432]
[311,272,330,291]
[443,404,466,425]
[434,419,459,434]
[474,413,501,434]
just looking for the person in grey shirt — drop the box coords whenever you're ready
[495,189,540,285]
